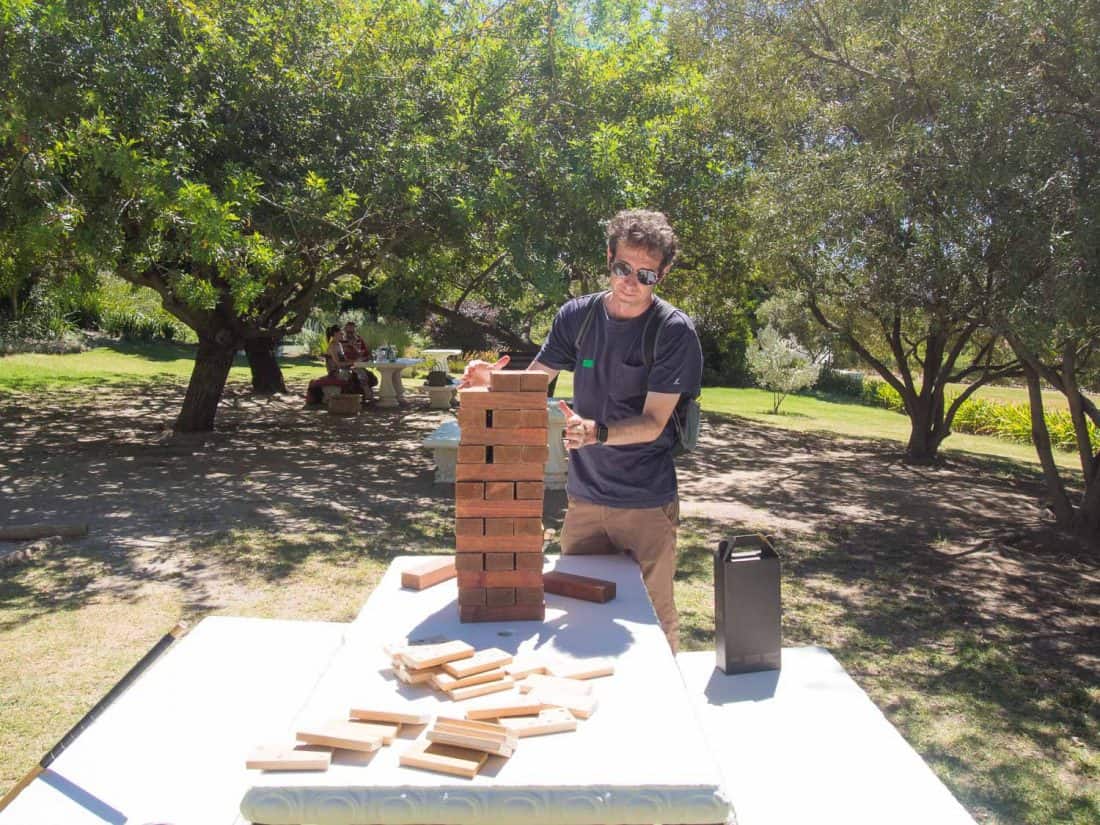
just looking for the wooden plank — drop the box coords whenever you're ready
[484,518,514,537]
[434,716,514,740]
[486,587,516,607]
[514,517,543,536]
[523,445,549,463]
[457,409,490,429]
[490,409,524,428]
[392,664,443,685]
[520,409,549,428]
[520,371,550,393]
[515,481,544,500]
[455,482,485,500]
[348,708,432,726]
[399,740,487,779]
[491,445,525,464]
[515,586,544,605]
[442,647,513,678]
[484,552,515,571]
[515,553,544,570]
[457,444,489,464]
[499,708,578,738]
[484,481,515,501]
[401,557,456,591]
[457,570,543,589]
[504,658,549,679]
[447,677,515,701]
[246,744,332,771]
[295,721,384,753]
[458,426,548,446]
[455,553,484,571]
[456,499,542,519]
[433,667,508,692]
[456,462,544,481]
[428,729,515,757]
[547,659,616,680]
[529,690,599,719]
[460,603,545,623]
[543,570,616,603]
[400,640,475,670]
[464,698,545,720]
[517,674,594,696]
[455,518,484,537]
[458,388,546,410]
[455,533,543,552]
[489,371,526,392]
[457,587,486,606]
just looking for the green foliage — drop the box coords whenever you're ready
[746,324,822,413]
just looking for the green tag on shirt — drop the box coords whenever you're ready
[581,358,595,368]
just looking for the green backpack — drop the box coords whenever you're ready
[574,291,701,457]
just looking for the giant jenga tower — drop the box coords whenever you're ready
[455,370,549,622]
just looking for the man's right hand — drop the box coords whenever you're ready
[457,354,510,388]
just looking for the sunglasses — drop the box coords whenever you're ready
[610,259,661,286]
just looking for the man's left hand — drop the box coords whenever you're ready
[558,400,597,449]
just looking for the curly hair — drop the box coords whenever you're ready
[605,209,679,272]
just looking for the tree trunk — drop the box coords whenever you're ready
[904,400,945,464]
[175,335,238,433]
[1023,363,1075,526]
[245,336,287,395]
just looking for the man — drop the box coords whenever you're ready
[461,210,703,650]
[329,321,378,402]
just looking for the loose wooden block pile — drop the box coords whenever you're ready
[455,370,550,622]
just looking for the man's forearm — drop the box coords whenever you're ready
[604,414,665,446]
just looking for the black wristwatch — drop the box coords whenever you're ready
[595,422,609,444]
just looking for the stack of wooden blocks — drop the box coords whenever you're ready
[455,370,549,622]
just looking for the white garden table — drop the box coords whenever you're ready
[358,358,423,407]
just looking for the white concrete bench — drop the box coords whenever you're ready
[421,401,569,488]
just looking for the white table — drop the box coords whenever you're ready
[421,348,462,374]
[678,648,976,825]
[358,358,423,407]
[241,555,732,825]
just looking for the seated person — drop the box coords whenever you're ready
[306,325,351,406]
[329,320,379,401]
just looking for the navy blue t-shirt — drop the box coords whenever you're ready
[536,292,703,508]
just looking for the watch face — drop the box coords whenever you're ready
[597,424,608,443]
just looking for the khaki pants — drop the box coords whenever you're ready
[560,497,680,652]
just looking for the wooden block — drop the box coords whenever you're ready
[520,371,550,392]
[460,603,545,623]
[515,586,544,605]
[455,518,484,537]
[246,744,332,771]
[345,721,400,744]
[457,408,490,429]
[486,587,516,607]
[447,676,515,701]
[543,570,616,603]
[400,740,487,779]
[442,647,513,678]
[547,659,616,680]
[401,557,456,590]
[434,716,514,740]
[520,409,548,428]
[458,388,546,409]
[433,667,508,691]
[499,708,578,738]
[489,371,526,392]
[517,674,594,695]
[515,553,544,570]
[456,461,543,481]
[515,481,544,500]
[484,552,515,571]
[514,517,543,536]
[504,658,549,679]
[490,445,525,464]
[431,718,518,753]
[529,690,599,719]
[455,482,485,500]
[455,552,484,571]
[457,444,489,464]
[490,409,524,428]
[455,533,543,552]
[392,664,443,685]
[458,587,486,606]
[483,518,514,537]
[400,640,475,670]
[456,499,542,519]
[459,426,549,446]
[428,728,515,758]
[348,708,432,726]
[458,570,542,589]
[465,698,545,720]
[296,721,384,753]
[522,445,549,463]
[484,481,515,501]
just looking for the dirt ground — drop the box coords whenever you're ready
[1,381,1097,821]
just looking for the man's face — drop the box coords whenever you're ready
[344,325,356,338]
[606,241,664,312]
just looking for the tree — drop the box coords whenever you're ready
[674,0,1023,462]
[746,324,821,413]
[5,0,472,430]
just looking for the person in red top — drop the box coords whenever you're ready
[327,321,378,401]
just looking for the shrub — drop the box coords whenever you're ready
[746,325,822,413]
[860,377,906,413]
[815,368,865,398]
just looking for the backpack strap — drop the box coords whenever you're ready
[573,291,610,360]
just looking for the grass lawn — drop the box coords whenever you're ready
[1,342,1096,824]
